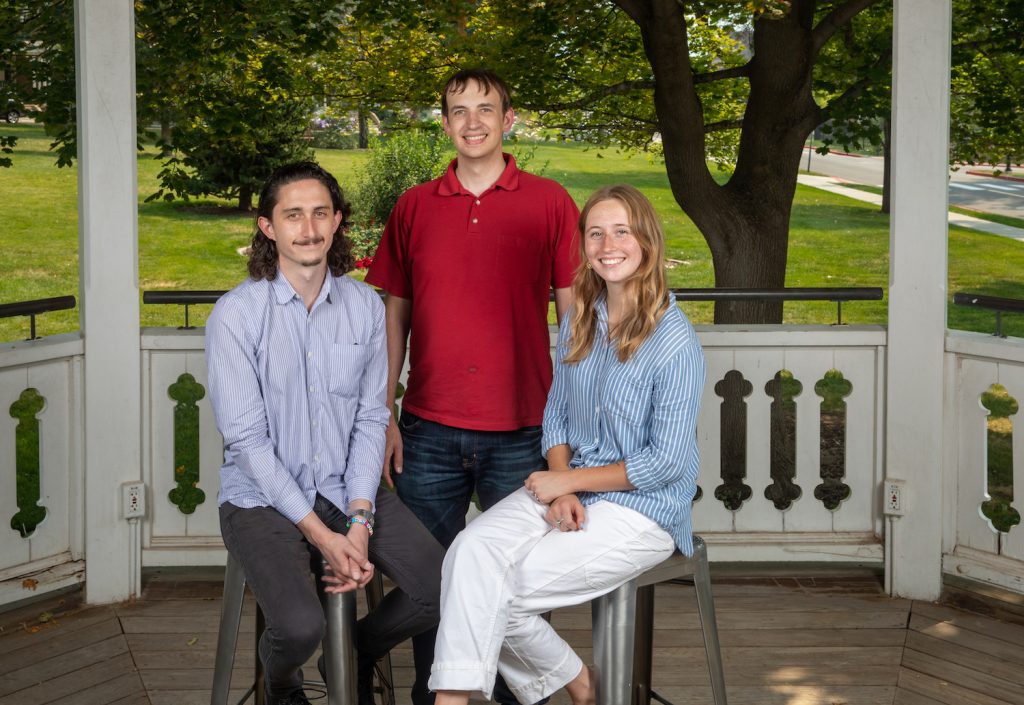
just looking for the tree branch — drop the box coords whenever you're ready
[522,80,654,111]
[819,45,892,122]
[811,0,884,56]
[705,118,744,133]
[693,64,750,85]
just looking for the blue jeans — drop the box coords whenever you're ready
[396,409,546,548]
[396,409,546,705]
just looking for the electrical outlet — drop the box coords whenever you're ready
[883,479,906,516]
[122,481,146,519]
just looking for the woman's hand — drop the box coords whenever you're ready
[545,494,586,531]
[524,469,578,504]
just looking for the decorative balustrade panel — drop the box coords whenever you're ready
[0,336,84,601]
[691,328,885,560]
[947,333,1024,592]
[142,332,224,564]
[140,326,887,565]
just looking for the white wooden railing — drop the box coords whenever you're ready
[0,334,85,604]
[138,324,888,566]
[944,331,1024,593]
[4,324,1024,605]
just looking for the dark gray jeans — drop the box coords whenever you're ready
[219,487,443,703]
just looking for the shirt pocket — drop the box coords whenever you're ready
[604,371,651,428]
[328,343,367,398]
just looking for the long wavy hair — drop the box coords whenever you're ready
[564,184,670,364]
[247,161,353,281]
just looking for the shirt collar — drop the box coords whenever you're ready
[270,271,333,306]
[437,153,520,197]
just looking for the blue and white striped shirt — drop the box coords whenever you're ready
[206,274,389,524]
[541,293,706,554]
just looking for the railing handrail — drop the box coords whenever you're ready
[668,287,883,302]
[953,291,1024,338]
[141,286,883,306]
[952,292,1024,313]
[142,286,883,328]
[0,295,76,340]
[0,295,77,319]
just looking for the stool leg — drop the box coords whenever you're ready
[365,572,395,705]
[631,585,655,705]
[592,578,638,705]
[692,544,727,705]
[211,553,247,705]
[324,586,358,705]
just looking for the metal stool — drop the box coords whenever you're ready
[591,536,727,705]
[210,553,393,705]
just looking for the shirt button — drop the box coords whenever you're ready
[307,351,313,358]
[475,199,481,205]
[314,454,320,462]
[308,385,315,393]
[472,218,478,224]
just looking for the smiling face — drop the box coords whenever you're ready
[442,78,514,164]
[257,178,343,279]
[583,198,644,293]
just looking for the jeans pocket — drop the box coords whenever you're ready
[398,409,425,434]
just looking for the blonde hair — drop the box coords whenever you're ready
[564,184,670,364]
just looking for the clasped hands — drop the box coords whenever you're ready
[524,468,586,533]
[319,526,374,594]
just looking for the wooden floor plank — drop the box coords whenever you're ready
[893,688,948,705]
[47,671,148,705]
[897,667,1015,705]
[908,614,1024,666]
[0,605,118,656]
[912,602,1024,648]
[901,648,1024,705]
[905,631,1024,685]
[0,613,122,675]
[0,651,138,705]
[0,633,128,697]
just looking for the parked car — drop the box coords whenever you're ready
[4,98,24,123]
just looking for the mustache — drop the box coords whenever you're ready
[293,236,325,246]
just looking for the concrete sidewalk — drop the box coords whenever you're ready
[798,174,1024,242]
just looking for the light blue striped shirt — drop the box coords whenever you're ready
[541,293,706,554]
[206,273,389,524]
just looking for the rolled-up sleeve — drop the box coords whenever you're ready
[542,318,572,456]
[623,332,705,492]
[206,298,312,523]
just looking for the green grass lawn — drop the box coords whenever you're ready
[2,123,1023,340]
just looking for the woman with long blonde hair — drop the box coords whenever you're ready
[429,184,706,705]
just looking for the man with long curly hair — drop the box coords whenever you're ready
[206,162,443,705]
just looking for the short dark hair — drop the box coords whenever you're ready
[247,161,353,281]
[441,68,512,116]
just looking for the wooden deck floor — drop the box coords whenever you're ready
[1,569,1023,705]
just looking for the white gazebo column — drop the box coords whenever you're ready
[75,0,140,603]
[885,0,952,600]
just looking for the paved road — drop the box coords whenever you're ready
[803,149,1024,220]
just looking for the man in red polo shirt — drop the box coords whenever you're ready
[366,68,579,705]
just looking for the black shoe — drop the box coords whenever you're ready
[265,688,311,705]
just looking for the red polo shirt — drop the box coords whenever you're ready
[366,155,580,431]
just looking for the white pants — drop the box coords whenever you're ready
[429,487,675,703]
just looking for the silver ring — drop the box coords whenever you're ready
[555,518,563,528]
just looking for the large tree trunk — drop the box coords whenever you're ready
[358,107,369,149]
[625,0,819,323]
[238,186,253,212]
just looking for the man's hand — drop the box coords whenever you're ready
[382,415,404,487]
[545,494,586,531]
[315,528,374,593]
[524,469,577,504]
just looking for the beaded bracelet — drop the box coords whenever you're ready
[347,515,374,536]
